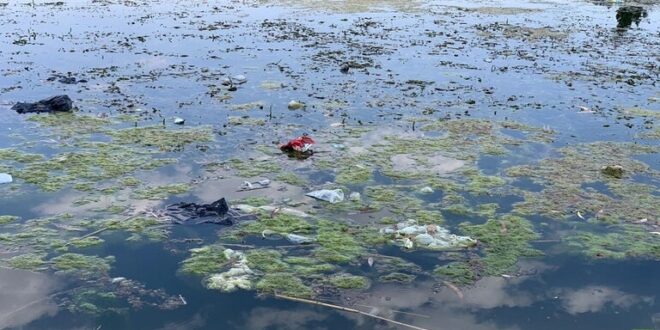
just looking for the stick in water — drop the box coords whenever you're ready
[274,294,430,330]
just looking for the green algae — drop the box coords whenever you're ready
[28,112,111,138]
[275,172,306,186]
[235,196,273,207]
[0,148,44,163]
[241,213,313,235]
[433,261,477,285]
[284,257,335,275]
[0,215,19,224]
[378,272,416,283]
[180,245,229,276]
[11,143,175,192]
[6,253,47,270]
[315,220,364,263]
[328,274,370,289]
[365,185,398,203]
[255,273,313,298]
[373,256,423,275]
[227,116,266,127]
[120,177,141,187]
[508,142,659,224]
[230,101,266,111]
[463,169,506,195]
[246,249,290,273]
[228,158,281,177]
[67,289,118,315]
[68,236,104,248]
[106,216,160,233]
[566,226,660,259]
[460,215,541,275]
[413,209,444,225]
[335,165,372,185]
[108,125,213,152]
[133,183,191,200]
[623,107,660,119]
[51,253,114,276]
[353,227,390,246]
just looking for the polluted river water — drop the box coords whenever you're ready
[0,0,658,329]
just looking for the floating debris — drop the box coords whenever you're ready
[616,6,648,29]
[287,100,305,110]
[286,233,316,244]
[166,198,256,225]
[601,165,624,179]
[11,95,73,114]
[0,173,12,184]
[205,249,254,292]
[306,189,345,204]
[380,220,476,250]
[419,186,434,194]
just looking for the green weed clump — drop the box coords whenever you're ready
[315,220,364,264]
[180,246,229,276]
[329,274,370,289]
[51,253,114,276]
[133,183,191,200]
[256,273,313,298]
[460,215,541,275]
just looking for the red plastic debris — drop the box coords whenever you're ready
[280,135,315,153]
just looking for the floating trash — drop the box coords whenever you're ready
[286,233,316,244]
[205,249,254,292]
[287,100,305,110]
[0,173,12,184]
[11,95,73,114]
[419,186,434,194]
[306,189,345,204]
[380,220,476,250]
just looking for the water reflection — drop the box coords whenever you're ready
[155,314,207,330]
[240,307,328,330]
[559,286,653,315]
[0,269,60,329]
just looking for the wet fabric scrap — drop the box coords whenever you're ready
[165,198,256,225]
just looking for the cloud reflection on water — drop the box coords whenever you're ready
[0,268,60,329]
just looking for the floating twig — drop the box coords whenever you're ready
[442,281,464,299]
[274,294,430,330]
[64,215,139,247]
[354,304,430,318]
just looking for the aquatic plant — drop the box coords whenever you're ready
[378,272,416,283]
[315,220,364,263]
[275,172,306,186]
[246,249,290,273]
[6,253,47,270]
[255,273,313,297]
[228,158,281,177]
[241,213,314,235]
[434,261,477,285]
[460,215,541,275]
[180,245,229,276]
[108,125,213,152]
[133,183,191,200]
[0,215,19,224]
[329,274,370,289]
[51,253,115,277]
[566,225,660,259]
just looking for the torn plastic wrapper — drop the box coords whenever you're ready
[280,135,315,159]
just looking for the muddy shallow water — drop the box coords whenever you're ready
[0,0,658,329]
